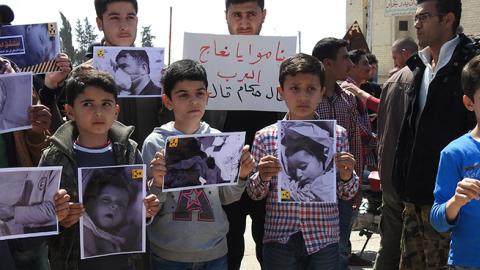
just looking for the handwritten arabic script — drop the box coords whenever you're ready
[184,33,296,112]
[385,0,416,16]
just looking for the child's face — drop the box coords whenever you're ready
[65,86,119,138]
[164,80,208,125]
[90,185,129,230]
[277,73,325,120]
[96,1,138,46]
[329,47,352,81]
[288,149,325,186]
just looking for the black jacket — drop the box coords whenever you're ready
[393,34,479,204]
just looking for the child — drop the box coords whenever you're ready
[246,53,359,269]
[41,68,159,270]
[82,168,139,258]
[430,55,480,268]
[142,59,255,269]
[280,121,336,202]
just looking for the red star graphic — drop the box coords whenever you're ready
[181,189,203,210]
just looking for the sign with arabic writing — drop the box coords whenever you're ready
[183,33,296,112]
[385,0,417,16]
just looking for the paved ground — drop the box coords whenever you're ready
[240,217,380,270]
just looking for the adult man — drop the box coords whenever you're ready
[217,1,273,269]
[393,0,478,268]
[92,0,171,146]
[312,38,363,270]
[373,38,417,270]
[114,49,161,95]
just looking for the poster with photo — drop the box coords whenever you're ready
[0,72,33,134]
[0,166,62,241]
[93,46,165,97]
[79,165,146,259]
[0,22,60,73]
[163,132,245,192]
[277,120,337,203]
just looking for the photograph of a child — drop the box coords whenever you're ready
[0,23,60,70]
[79,165,146,259]
[0,72,33,134]
[93,46,164,97]
[163,132,245,192]
[278,120,337,203]
[0,167,61,241]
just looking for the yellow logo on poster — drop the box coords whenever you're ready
[132,169,143,179]
[96,48,105,58]
[47,23,56,37]
[168,138,179,148]
[281,190,291,200]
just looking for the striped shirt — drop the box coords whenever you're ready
[246,120,359,254]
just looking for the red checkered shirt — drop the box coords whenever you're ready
[246,119,359,255]
[315,84,363,176]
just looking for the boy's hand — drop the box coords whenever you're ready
[258,155,281,182]
[336,152,356,181]
[59,203,84,228]
[44,53,72,89]
[0,57,15,74]
[239,145,255,179]
[54,189,70,222]
[29,105,51,135]
[151,150,167,188]
[451,178,480,207]
[144,194,160,218]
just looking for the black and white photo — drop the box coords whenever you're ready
[0,22,60,72]
[0,167,61,240]
[164,132,245,192]
[0,72,32,133]
[277,120,337,203]
[93,46,164,97]
[79,165,146,259]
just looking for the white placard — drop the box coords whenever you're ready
[183,33,296,112]
[79,164,146,259]
[0,166,62,240]
[0,72,33,134]
[93,46,165,97]
[163,132,245,192]
[277,120,337,203]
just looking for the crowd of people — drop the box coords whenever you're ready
[0,0,479,269]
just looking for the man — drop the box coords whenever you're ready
[391,37,419,74]
[114,49,161,95]
[91,0,172,146]
[393,0,478,268]
[373,38,417,270]
[216,1,273,269]
[312,38,363,270]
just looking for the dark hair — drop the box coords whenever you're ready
[83,168,134,230]
[65,67,118,105]
[462,55,480,101]
[366,53,378,65]
[225,0,264,10]
[417,0,461,33]
[162,59,208,98]
[312,37,349,62]
[94,0,138,18]
[348,49,367,65]
[285,138,327,169]
[115,49,150,73]
[392,37,419,54]
[279,53,325,87]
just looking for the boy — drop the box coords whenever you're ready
[430,55,480,268]
[247,53,359,269]
[142,59,255,269]
[42,68,159,270]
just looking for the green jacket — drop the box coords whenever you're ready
[39,120,141,270]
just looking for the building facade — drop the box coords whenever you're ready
[346,0,480,82]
